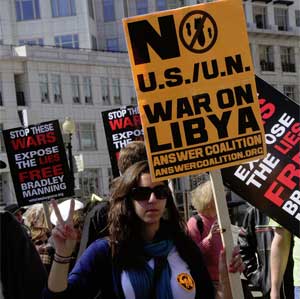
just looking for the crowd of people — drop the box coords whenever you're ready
[0,141,298,299]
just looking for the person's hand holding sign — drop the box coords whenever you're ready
[207,220,221,241]
[51,199,77,259]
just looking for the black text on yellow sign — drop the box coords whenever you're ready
[123,0,267,181]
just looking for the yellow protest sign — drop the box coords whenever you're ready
[123,0,267,181]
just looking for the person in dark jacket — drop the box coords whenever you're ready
[238,206,294,299]
[43,161,243,299]
[0,210,47,299]
[77,141,148,259]
[4,203,26,224]
[76,198,109,258]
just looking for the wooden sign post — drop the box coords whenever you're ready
[43,202,52,230]
[210,169,244,298]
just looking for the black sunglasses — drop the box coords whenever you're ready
[34,239,48,246]
[129,185,170,201]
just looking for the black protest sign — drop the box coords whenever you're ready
[222,76,300,237]
[102,106,144,177]
[3,120,73,206]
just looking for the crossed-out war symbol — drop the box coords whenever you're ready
[179,10,218,54]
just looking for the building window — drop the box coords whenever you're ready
[16,92,26,106]
[130,86,137,104]
[15,0,40,21]
[253,5,268,29]
[79,169,100,199]
[296,10,300,27]
[55,34,79,49]
[0,76,2,106]
[83,76,93,104]
[91,35,97,50]
[106,38,119,52]
[283,85,297,101]
[136,0,148,15]
[77,123,97,150]
[173,178,183,192]
[52,74,62,104]
[101,77,110,105]
[39,74,50,103]
[280,47,296,73]
[15,74,26,106]
[0,175,3,205]
[88,0,94,19]
[156,0,167,11]
[274,7,289,31]
[107,167,113,188]
[189,173,209,190]
[19,38,43,46]
[51,0,76,17]
[103,0,115,22]
[112,78,121,105]
[71,75,80,104]
[0,124,4,152]
[259,45,274,72]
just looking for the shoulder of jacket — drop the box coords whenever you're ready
[91,238,110,252]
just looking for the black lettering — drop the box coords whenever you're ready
[177,97,194,118]
[192,93,212,114]
[171,123,183,148]
[225,54,244,75]
[183,118,208,145]
[147,127,172,152]
[238,107,260,134]
[217,88,235,108]
[202,59,219,79]
[127,16,180,65]
[143,101,172,123]
[165,67,183,87]
[208,111,231,138]
[234,84,254,105]
[192,63,199,82]
[137,72,157,92]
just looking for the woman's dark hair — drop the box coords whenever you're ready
[108,161,215,298]
[108,160,186,268]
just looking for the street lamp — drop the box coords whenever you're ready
[62,117,75,193]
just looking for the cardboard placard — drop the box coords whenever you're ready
[222,76,300,238]
[3,120,73,206]
[102,105,143,177]
[123,0,266,182]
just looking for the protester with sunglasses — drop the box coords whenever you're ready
[77,141,148,260]
[43,160,243,299]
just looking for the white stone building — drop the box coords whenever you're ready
[0,0,299,205]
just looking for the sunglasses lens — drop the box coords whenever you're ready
[130,185,170,201]
[35,240,44,246]
[130,187,151,201]
[153,185,170,199]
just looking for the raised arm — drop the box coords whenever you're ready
[270,227,291,299]
[217,246,245,299]
[48,199,77,293]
